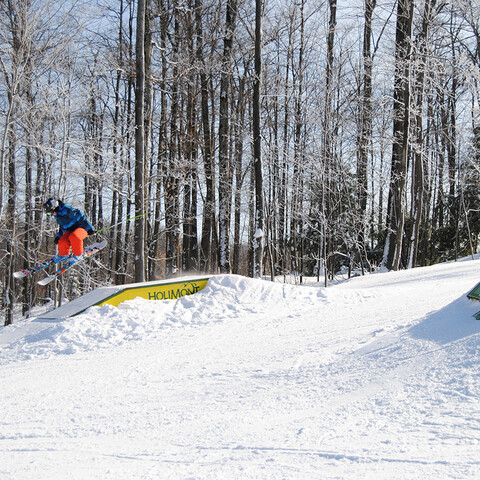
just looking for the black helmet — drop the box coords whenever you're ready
[43,197,58,215]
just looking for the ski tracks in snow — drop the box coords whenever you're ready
[1,270,480,479]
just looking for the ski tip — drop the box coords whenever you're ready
[13,271,27,279]
[37,276,54,286]
[85,240,107,252]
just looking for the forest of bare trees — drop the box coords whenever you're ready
[2,0,480,325]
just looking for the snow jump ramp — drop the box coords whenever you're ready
[37,275,212,320]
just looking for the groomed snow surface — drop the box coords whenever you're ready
[1,260,480,479]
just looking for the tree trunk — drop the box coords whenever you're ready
[4,122,16,325]
[233,72,248,274]
[218,0,238,274]
[357,0,376,254]
[196,0,217,272]
[164,5,181,276]
[322,0,337,282]
[383,0,414,271]
[408,0,437,268]
[290,0,306,277]
[252,0,264,278]
[134,0,146,282]
[183,2,199,272]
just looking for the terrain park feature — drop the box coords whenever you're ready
[37,276,212,320]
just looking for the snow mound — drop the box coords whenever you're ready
[0,275,325,363]
[204,273,326,305]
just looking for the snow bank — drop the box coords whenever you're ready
[0,275,323,363]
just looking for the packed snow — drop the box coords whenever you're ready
[1,260,480,479]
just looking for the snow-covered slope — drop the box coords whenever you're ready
[1,261,480,479]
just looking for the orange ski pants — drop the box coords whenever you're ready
[57,228,88,256]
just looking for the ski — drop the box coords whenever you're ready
[37,240,107,286]
[13,258,58,279]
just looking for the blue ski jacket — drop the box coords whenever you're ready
[54,201,94,241]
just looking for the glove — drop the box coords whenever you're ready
[87,228,95,236]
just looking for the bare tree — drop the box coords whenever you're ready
[134,0,147,282]
[196,0,218,273]
[252,0,264,278]
[357,0,376,261]
[218,0,238,274]
[407,0,439,268]
[383,0,414,271]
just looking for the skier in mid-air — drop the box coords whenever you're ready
[13,198,103,284]
[43,198,95,265]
